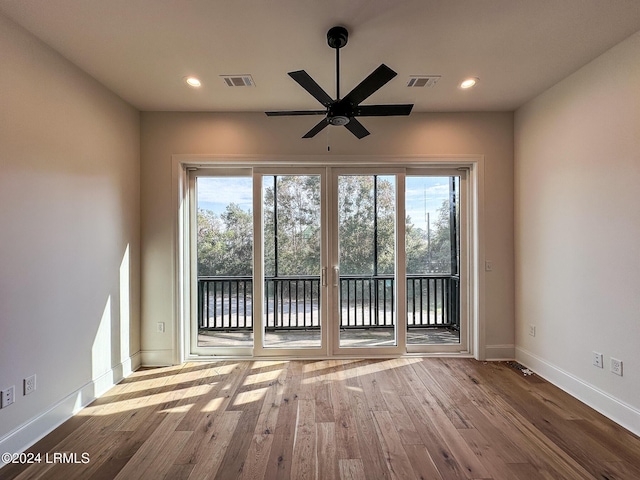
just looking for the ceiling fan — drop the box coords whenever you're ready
[265,26,413,139]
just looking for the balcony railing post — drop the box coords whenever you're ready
[198,280,203,328]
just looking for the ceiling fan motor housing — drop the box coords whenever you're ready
[328,101,352,125]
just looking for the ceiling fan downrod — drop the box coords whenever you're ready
[327,26,348,101]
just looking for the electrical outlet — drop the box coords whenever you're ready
[593,351,603,368]
[1,385,15,408]
[24,374,36,395]
[528,325,536,337]
[157,322,165,333]
[610,358,623,376]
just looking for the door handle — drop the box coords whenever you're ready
[333,266,340,287]
[321,267,327,286]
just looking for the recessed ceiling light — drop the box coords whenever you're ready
[460,77,478,89]
[184,76,202,87]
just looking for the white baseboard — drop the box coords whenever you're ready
[516,347,640,436]
[140,349,174,367]
[485,344,515,360]
[0,352,141,466]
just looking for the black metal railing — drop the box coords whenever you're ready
[339,275,395,328]
[198,274,460,331]
[198,276,253,329]
[407,275,460,329]
[197,275,321,331]
[264,275,321,330]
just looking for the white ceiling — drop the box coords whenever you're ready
[2,0,640,112]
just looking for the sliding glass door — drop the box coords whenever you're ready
[189,165,467,357]
[331,169,406,355]
[190,169,254,356]
[405,169,467,353]
[254,169,327,356]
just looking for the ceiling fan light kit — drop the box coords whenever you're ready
[265,26,413,139]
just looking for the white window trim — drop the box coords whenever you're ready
[172,154,486,363]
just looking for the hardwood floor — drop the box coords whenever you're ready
[2,358,640,479]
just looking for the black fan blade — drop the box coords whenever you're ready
[342,64,397,106]
[289,70,333,107]
[344,118,370,139]
[302,118,330,138]
[354,104,413,116]
[265,110,326,116]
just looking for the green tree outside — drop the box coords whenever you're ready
[197,176,457,277]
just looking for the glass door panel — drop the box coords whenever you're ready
[405,174,464,348]
[337,174,398,348]
[195,175,254,348]
[262,174,323,349]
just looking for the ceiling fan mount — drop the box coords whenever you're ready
[265,25,413,139]
[326,26,348,49]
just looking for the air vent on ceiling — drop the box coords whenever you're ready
[407,75,441,87]
[220,75,255,87]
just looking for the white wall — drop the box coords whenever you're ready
[140,111,515,364]
[515,32,640,434]
[0,14,140,454]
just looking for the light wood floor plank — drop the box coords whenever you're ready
[253,362,288,435]
[401,394,471,478]
[411,358,475,430]
[291,432,316,480]
[112,410,191,480]
[347,382,392,480]
[290,399,317,479]
[330,361,361,460]
[410,362,491,479]
[262,433,294,479]
[380,392,422,445]
[185,411,243,480]
[356,359,388,412]
[372,410,419,479]
[214,371,267,480]
[338,459,367,480]
[162,463,195,480]
[402,443,443,480]
[316,422,339,480]
[239,433,273,480]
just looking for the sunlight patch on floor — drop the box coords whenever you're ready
[232,387,268,407]
[243,368,283,386]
